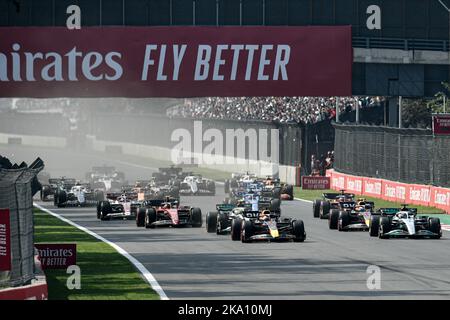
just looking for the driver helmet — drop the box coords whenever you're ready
[259,210,271,221]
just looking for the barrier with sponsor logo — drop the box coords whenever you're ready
[35,244,77,270]
[327,169,450,213]
[301,176,330,190]
[0,209,11,272]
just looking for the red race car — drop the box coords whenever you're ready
[136,198,202,229]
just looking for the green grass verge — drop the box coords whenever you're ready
[34,209,159,300]
[294,187,449,218]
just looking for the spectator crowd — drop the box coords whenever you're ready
[311,151,334,176]
[167,96,384,125]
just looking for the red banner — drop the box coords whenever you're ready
[433,114,450,135]
[0,26,352,98]
[326,169,450,213]
[0,209,11,271]
[35,244,76,270]
[301,176,330,190]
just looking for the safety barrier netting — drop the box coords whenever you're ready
[333,123,450,187]
[0,158,43,288]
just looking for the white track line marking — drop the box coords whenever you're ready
[33,203,169,300]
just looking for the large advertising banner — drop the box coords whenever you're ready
[0,209,11,271]
[0,26,352,98]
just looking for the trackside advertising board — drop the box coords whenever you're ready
[0,26,352,98]
[302,176,331,190]
[35,244,76,270]
[327,170,450,213]
[432,114,450,135]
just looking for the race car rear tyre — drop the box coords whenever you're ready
[379,217,391,239]
[96,201,102,219]
[319,201,330,219]
[428,218,441,239]
[313,200,321,218]
[136,208,146,227]
[56,190,67,208]
[241,220,254,243]
[206,211,218,233]
[191,208,203,227]
[270,199,281,211]
[293,220,306,242]
[283,185,294,200]
[328,209,339,230]
[96,191,104,202]
[231,218,242,241]
[145,208,157,228]
[369,215,380,237]
[272,187,281,199]
[40,185,51,201]
[100,201,112,221]
[338,211,350,231]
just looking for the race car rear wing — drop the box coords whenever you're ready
[49,178,76,185]
[216,204,235,212]
[323,193,355,199]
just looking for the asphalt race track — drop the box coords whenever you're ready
[3,145,450,299]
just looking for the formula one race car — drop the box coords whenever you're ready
[86,165,126,192]
[97,192,140,221]
[234,209,306,243]
[40,177,75,201]
[135,197,202,229]
[179,175,216,196]
[328,198,375,231]
[54,183,104,208]
[369,205,442,239]
[133,179,180,200]
[313,190,355,219]
[224,173,294,200]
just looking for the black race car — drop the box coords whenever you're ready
[328,198,375,231]
[233,210,306,243]
[313,190,355,219]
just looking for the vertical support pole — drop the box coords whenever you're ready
[239,0,243,26]
[355,98,360,124]
[216,0,219,26]
[335,97,340,123]
[193,0,196,26]
[398,96,402,128]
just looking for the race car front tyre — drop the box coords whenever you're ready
[206,211,218,233]
[191,208,203,227]
[136,208,146,227]
[329,209,339,230]
[338,211,350,231]
[293,220,306,242]
[428,218,441,239]
[379,217,391,239]
[369,215,380,237]
[313,200,321,218]
[241,220,254,243]
[231,218,242,241]
[145,208,157,228]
